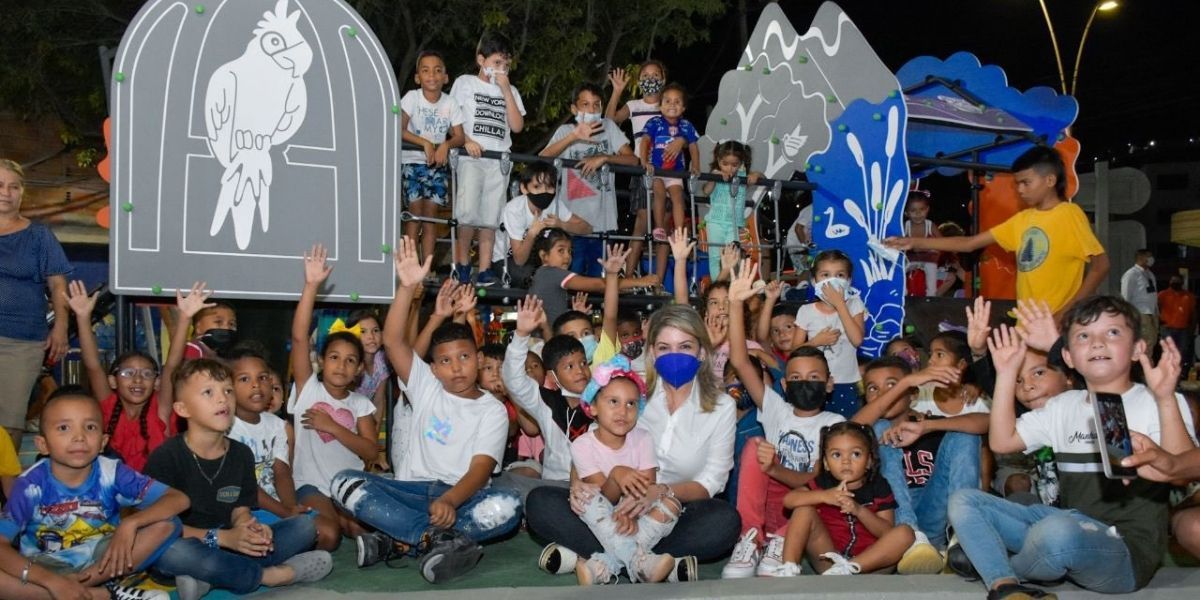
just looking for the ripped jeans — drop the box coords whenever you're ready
[580,493,681,579]
[330,470,522,549]
[947,489,1137,593]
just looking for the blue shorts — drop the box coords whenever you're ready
[403,163,449,206]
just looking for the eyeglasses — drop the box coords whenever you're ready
[114,368,158,380]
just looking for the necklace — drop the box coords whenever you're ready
[185,437,228,486]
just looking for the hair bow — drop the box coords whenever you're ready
[328,318,363,338]
[580,355,648,417]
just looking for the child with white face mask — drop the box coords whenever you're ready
[793,250,866,419]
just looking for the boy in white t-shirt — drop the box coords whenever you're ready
[333,237,520,584]
[540,82,639,277]
[225,345,339,551]
[492,161,590,287]
[401,50,465,263]
[949,296,1195,599]
[722,262,845,578]
[450,33,526,287]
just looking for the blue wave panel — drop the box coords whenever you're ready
[897,52,1079,176]
[807,96,910,358]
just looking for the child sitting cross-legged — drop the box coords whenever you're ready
[776,421,914,576]
[146,360,332,600]
[566,354,680,585]
[0,391,188,600]
[333,236,521,584]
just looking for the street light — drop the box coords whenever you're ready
[1037,0,1120,96]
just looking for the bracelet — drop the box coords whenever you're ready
[20,559,31,584]
[204,528,220,549]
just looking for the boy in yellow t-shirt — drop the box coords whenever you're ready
[887,146,1109,317]
[0,427,20,502]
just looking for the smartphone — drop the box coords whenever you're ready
[1091,392,1137,480]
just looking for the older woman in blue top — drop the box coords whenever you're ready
[0,159,72,449]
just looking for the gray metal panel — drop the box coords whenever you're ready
[111,0,399,301]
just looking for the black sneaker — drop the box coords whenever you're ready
[356,531,394,568]
[418,528,484,583]
[107,582,169,600]
[986,582,1057,600]
[946,540,979,581]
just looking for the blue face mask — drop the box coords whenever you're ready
[654,353,702,388]
[580,335,598,362]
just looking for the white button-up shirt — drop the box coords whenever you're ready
[637,380,736,498]
[1120,264,1158,316]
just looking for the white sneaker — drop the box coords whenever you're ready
[763,561,801,577]
[667,555,698,582]
[108,584,169,600]
[755,534,786,577]
[721,528,762,579]
[539,543,578,575]
[820,552,862,575]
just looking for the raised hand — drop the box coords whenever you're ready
[571,120,601,142]
[433,279,457,318]
[668,227,694,261]
[176,281,216,319]
[303,244,333,286]
[728,259,760,303]
[571,291,593,314]
[908,365,963,389]
[1140,336,1183,402]
[987,324,1027,376]
[453,283,478,317]
[599,243,630,275]
[705,311,728,347]
[515,295,547,337]
[393,235,432,288]
[720,243,742,272]
[764,279,783,302]
[1014,299,1059,352]
[965,296,992,357]
[608,67,629,91]
[64,280,98,316]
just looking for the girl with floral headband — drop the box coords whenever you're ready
[567,356,680,585]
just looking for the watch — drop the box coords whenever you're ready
[204,528,219,549]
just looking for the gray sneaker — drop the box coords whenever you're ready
[284,550,334,583]
[356,531,394,568]
[174,575,211,600]
[418,528,483,583]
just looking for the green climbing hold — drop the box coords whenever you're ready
[872,113,882,121]
[874,202,883,210]
[762,67,770,75]
[797,55,808,64]
[114,72,125,83]
[905,324,916,334]
[391,105,400,115]
[346,26,357,37]
[813,165,824,174]
[837,124,847,132]
[349,292,360,302]
[121,202,134,213]
[720,117,727,126]
[996,116,1005,124]
[151,285,163,296]
[380,243,392,254]
[477,288,487,298]
[1057,132,1065,141]
[813,214,822,223]
[888,90,899,99]
[826,94,836,103]
[770,135,780,144]
[743,65,752,71]
[874,323,885,332]
[194,4,205,14]
[802,162,811,172]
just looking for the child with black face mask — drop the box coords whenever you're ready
[490,161,591,287]
[721,260,847,579]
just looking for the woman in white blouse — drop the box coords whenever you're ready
[527,305,740,580]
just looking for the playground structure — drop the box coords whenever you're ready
[103,0,1081,356]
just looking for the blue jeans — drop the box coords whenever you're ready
[152,514,317,594]
[874,419,981,548]
[826,383,861,420]
[331,470,522,548]
[571,237,605,277]
[948,489,1137,593]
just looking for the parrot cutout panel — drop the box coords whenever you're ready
[702,2,908,356]
[111,0,400,300]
